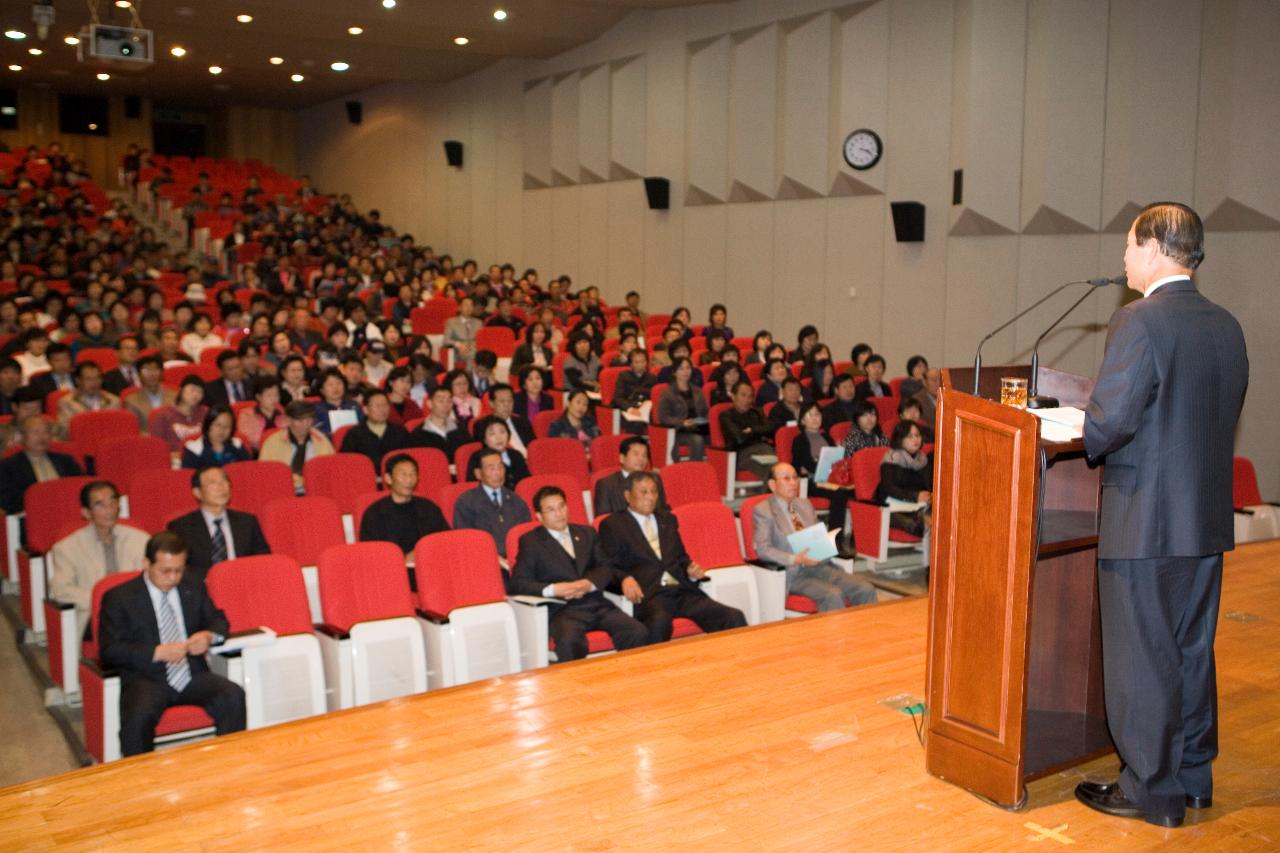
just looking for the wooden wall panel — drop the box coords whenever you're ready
[825,195,886,360]
[727,24,778,202]
[577,183,609,288]
[578,64,611,184]
[605,181,645,302]
[682,206,729,317]
[779,13,831,199]
[550,72,580,187]
[222,106,297,176]
[550,185,582,277]
[771,201,825,346]
[609,56,646,181]
[685,35,730,203]
[832,2,889,196]
[522,78,553,189]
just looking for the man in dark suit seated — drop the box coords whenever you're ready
[821,374,859,430]
[99,530,246,756]
[102,335,143,396]
[27,343,75,400]
[853,354,891,401]
[452,448,531,569]
[509,485,649,662]
[340,389,409,472]
[166,466,271,580]
[359,454,450,585]
[0,415,84,515]
[407,385,469,456]
[592,436,669,517]
[202,350,247,408]
[487,383,535,454]
[597,472,747,644]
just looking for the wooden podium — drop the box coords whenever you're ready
[924,365,1113,806]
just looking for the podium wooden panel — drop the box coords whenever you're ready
[924,365,1112,806]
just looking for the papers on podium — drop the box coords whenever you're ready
[786,522,839,562]
[1030,406,1085,442]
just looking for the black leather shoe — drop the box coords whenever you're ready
[1081,780,1210,811]
[1074,781,1183,828]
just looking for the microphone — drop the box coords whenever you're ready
[1026,275,1126,409]
[972,278,1098,396]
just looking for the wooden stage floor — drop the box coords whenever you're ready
[3,541,1278,851]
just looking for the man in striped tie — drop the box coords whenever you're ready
[99,531,246,756]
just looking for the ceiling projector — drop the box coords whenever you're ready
[78,24,154,67]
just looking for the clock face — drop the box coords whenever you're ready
[843,129,882,170]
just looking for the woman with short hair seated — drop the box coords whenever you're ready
[465,415,530,491]
[657,357,709,462]
[876,420,933,537]
[548,389,600,451]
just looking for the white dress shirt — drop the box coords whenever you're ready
[142,572,188,639]
[201,508,237,560]
[1144,274,1190,298]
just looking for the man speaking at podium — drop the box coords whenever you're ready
[1075,203,1248,828]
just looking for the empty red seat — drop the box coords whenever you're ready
[225,460,296,515]
[303,453,378,515]
[261,496,346,566]
[527,437,590,492]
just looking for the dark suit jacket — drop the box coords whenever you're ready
[166,509,271,579]
[508,524,613,599]
[592,471,670,517]
[0,451,84,514]
[506,414,536,448]
[854,380,890,402]
[821,398,858,430]
[102,367,138,396]
[452,485,531,559]
[597,510,700,600]
[1084,279,1248,560]
[30,371,74,401]
[512,391,555,424]
[99,574,230,685]
[340,421,410,472]
[202,378,246,408]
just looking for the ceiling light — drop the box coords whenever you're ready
[170,46,187,57]
[269,56,284,65]
[64,35,80,45]
[209,65,223,75]
[348,26,363,35]
[330,61,349,72]
[7,65,21,72]
[115,1,131,7]
[291,73,304,82]
[88,123,98,130]
[97,72,110,80]
[453,36,469,45]
[493,9,507,20]
[382,0,396,7]
[28,47,42,56]
[235,14,253,24]
[4,30,26,40]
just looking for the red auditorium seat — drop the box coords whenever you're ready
[671,501,766,624]
[527,437,590,493]
[68,410,141,465]
[260,496,347,567]
[380,447,451,501]
[516,474,590,524]
[739,494,819,617]
[224,460,296,516]
[94,435,171,493]
[18,476,96,637]
[303,453,378,515]
[658,461,721,509]
[452,441,483,482]
[125,468,198,533]
[848,447,928,567]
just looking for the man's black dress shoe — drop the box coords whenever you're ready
[1074,781,1183,828]
[1078,780,1210,810]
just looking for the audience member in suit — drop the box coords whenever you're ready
[1075,203,1248,828]
[101,335,144,396]
[509,486,649,661]
[452,448,532,567]
[202,350,248,408]
[99,530,246,756]
[912,368,940,431]
[487,383,535,454]
[341,389,410,473]
[853,354,891,401]
[510,323,555,387]
[790,404,853,557]
[512,365,556,426]
[180,405,251,469]
[123,355,176,429]
[821,373,860,430]
[166,466,270,581]
[752,463,875,611]
[407,385,469,457]
[597,472,746,643]
[27,343,75,400]
[899,355,929,401]
[718,380,775,482]
[0,416,84,514]
[0,386,42,451]
[359,454,450,587]
[465,415,531,491]
[56,361,123,436]
[50,480,149,639]
[592,436,670,517]
[260,400,336,494]
[442,296,481,366]
[764,377,806,433]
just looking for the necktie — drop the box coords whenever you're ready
[790,504,805,532]
[28,453,58,482]
[124,365,138,386]
[157,594,191,692]
[644,515,662,560]
[210,517,228,566]
[101,532,119,576]
[231,382,243,402]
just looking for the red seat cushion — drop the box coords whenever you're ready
[671,617,703,639]
[550,630,616,656]
[785,594,819,614]
[155,705,215,736]
[888,529,922,544]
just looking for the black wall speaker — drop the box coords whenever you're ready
[643,177,670,210]
[890,201,926,242]
[124,95,142,120]
[443,140,464,168]
[345,101,363,125]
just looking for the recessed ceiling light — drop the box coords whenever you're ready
[96,72,110,80]
[28,47,42,56]
[4,30,26,40]
[330,61,349,72]
[493,9,508,20]
[64,35,80,45]
[348,26,363,35]
[208,65,223,75]
[170,46,186,57]
[88,123,98,130]
[382,0,396,7]
[453,36,469,45]
[7,64,21,72]
[235,14,253,24]
[114,1,131,8]
[269,56,284,65]
[290,73,304,82]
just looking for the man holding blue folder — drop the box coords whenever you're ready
[752,464,877,611]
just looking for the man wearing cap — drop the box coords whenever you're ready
[259,399,336,493]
